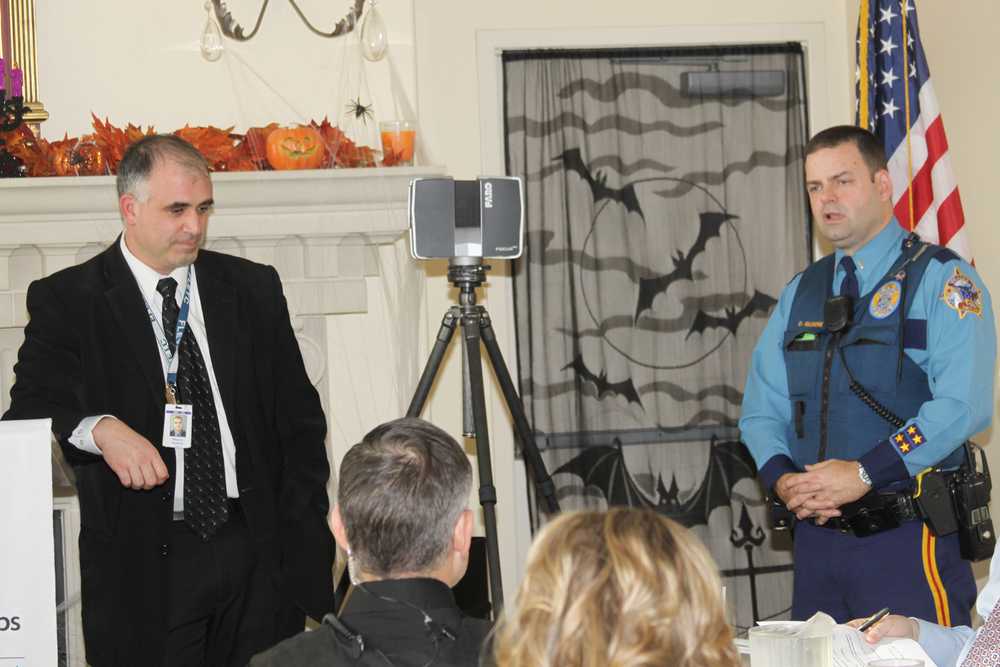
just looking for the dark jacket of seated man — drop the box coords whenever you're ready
[250,417,492,666]
[250,577,490,666]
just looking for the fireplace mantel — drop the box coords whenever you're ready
[0,167,435,239]
[0,165,442,414]
[0,166,441,325]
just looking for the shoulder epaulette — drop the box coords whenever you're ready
[927,246,960,264]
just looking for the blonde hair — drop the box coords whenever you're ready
[492,508,739,667]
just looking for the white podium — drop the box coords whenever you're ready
[0,419,57,666]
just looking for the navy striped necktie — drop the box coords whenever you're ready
[839,255,860,299]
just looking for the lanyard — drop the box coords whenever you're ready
[142,268,193,392]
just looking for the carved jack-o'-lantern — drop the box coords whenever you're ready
[265,126,326,170]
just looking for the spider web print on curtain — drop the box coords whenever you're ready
[504,44,810,631]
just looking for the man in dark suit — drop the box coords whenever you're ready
[250,418,492,666]
[3,135,334,666]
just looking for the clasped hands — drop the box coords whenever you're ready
[775,459,872,525]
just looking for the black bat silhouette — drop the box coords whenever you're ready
[634,211,738,321]
[553,436,758,528]
[686,290,778,339]
[563,355,642,407]
[557,148,645,220]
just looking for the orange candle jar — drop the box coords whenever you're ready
[379,120,416,166]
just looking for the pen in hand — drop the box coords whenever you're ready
[857,607,890,632]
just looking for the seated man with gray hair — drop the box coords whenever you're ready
[251,417,491,666]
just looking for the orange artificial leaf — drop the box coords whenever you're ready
[91,114,154,173]
[336,141,377,169]
[237,123,279,170]
[173,125,237,170]
[216,152,259,172]
[4,114,392,178]
[49,134,78,176]
[381,149,403,167]
[0,125,52,176]
[124,123,150,144]
[309,117,349,168]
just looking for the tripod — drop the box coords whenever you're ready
[407,257,560,616]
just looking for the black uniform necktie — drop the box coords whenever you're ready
[156,277,228,541]
[839,255,860,300]
[157,278,179,354]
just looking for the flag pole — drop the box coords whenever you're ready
[857,0,871,128]
[901,1,915,231]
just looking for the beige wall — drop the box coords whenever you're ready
[843,0,1000,581]
[415,0,999,592]
[23,0,998,599]
[34,1,417,140]
[901,3,1000,497]
[413,0,855,596]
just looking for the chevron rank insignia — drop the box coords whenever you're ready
[891,424,926,455]
[942,267,983,319]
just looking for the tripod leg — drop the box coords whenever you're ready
[406,307,460,418]
[478,313,560,516]
[461,310,505,615]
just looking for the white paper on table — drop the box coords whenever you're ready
[832,625,938,667]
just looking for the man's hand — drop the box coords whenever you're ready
[846,614,919,644]
[796,459,871,510]
[775,472,843,523]
[92,417,169,490]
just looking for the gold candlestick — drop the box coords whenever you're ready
[1,0,47,133]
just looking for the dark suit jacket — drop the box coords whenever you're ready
[3,241,334,666]
[249,578,492,666]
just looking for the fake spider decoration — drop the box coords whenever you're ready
[346,98,375,125]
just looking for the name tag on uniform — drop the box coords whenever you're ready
[163,403,193,449]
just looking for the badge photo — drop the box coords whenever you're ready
[163,403,193,449]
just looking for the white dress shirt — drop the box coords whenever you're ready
[68,235,239,512]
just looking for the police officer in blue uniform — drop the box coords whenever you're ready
[739,125,995,625]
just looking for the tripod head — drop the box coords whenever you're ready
[447,257,491,307]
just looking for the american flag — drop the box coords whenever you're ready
[856,0,970,261]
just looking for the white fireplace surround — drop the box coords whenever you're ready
[0,166,440,408]
[0,167,440,324]
[0,166,441,665]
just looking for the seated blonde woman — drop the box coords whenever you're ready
[491,507,740,667]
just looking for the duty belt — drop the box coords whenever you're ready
[813,489,921,537]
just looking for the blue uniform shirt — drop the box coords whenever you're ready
[740,221,996,490]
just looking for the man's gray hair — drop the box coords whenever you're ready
[116,134,210,202]
[338,418,473,578]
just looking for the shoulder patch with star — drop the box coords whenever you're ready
[891,424,927,456]
[941,266,983,319]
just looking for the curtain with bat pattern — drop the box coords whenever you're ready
[503,44,809,631]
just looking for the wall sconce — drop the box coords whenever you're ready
[203,0,387,62]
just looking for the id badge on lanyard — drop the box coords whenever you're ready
[145,270,195,449]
